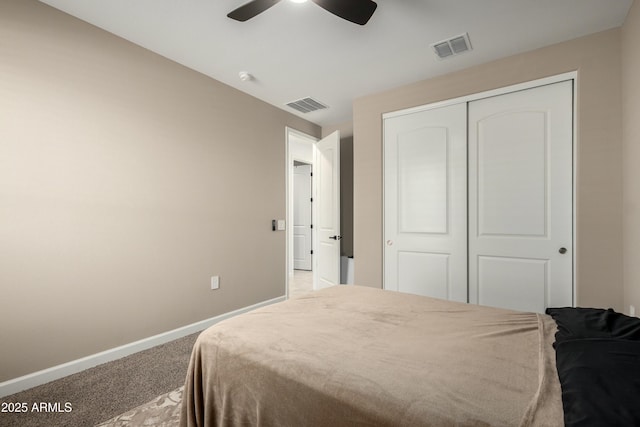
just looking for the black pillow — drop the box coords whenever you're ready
[546,307,640,344]
[554,339,640,426]
[546,307,640,426]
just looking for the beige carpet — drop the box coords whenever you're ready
[96,387,183,427]
[1,333,198,427]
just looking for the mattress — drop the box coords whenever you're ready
[180,285,563,426]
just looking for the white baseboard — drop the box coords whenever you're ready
[0,295,286,398]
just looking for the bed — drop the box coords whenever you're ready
[180,285,566,426]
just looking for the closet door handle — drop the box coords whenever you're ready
[329,235,342,240]
[559,247,567,254]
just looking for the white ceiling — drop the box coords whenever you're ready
[38,0,633,128]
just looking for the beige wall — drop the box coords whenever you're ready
[623,0,640,315]
[340,136,354,257]
[0,0,320,382]
[353,29,624,311]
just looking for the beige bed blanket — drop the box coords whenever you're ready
[181,286,563,427]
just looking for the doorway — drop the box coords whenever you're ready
[286,128,341,299]
[292,161,314,297]
[293,161,313,271]
[287,129,316,298]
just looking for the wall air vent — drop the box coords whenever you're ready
[286,97,328,114]
[431,33,472,59]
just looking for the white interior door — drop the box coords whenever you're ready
[468,81,573,313]
[384,103,468,302]
[314,131,340,289]
[293,164,312,270]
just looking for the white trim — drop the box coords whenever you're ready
[382,72,578,120]
[572,75,579,307]
[0,295,286,398]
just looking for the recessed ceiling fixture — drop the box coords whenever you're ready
[286,97,328,114]
[431,33,473,59]
[289,0,307,3]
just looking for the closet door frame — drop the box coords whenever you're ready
[382,71,577,306]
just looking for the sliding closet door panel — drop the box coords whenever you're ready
[398,128,448,233]
[468,81,573,313]
[384,103,467,302]
[477,112,547,236]
[478,256,548,313]
[398,252,449,299]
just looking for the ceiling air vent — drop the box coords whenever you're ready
[286,97,328,114]
[431,33,472,59]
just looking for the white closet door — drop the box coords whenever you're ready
[384,103,467,302]
[468,81,573,313]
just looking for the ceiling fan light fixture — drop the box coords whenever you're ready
[227,0,376,25]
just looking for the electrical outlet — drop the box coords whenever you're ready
[630,305,636,317]
[211,276,220,290]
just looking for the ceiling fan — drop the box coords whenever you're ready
[227,0,377,25]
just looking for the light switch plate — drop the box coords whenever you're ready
[277,219,285,231]
[211,276,220,290]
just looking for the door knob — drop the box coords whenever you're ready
[559,247,567,254]
[329,235,342,240]
[386,240,393,246]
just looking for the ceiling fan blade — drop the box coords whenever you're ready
[311,0,377,25]
[227,0,282,22]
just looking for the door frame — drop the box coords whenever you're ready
[382,71,578,305]
[286,127,318,299]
